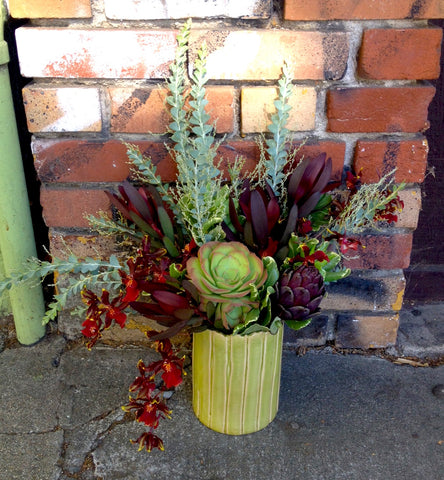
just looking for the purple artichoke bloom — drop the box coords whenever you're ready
[276,266,325,321]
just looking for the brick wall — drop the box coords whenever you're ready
[8,0,443,349]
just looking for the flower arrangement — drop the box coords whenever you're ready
[0,20,405,451]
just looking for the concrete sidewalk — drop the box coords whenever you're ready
[0,305,443,480]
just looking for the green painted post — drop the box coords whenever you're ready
[0,4,46,344]
[0,250,11,314]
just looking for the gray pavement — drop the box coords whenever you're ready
[388,303,444,360]
[0,304,443,480]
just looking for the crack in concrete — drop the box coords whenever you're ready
[58,427,99,480]
[57,407,132,479]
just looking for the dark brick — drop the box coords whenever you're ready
[33,140,131,183]
[322,273,406,312]
[343,234,414,270]
[336,314,399,349]
[283,315,330,347]
[354,139,429,184]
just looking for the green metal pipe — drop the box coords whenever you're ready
[0,4,46,344]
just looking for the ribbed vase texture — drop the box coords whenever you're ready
[192,325,283,435]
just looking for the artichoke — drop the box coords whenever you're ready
[186,241,268,330]
[275,265,325,329]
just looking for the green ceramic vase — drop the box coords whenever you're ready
[192,324,283,435]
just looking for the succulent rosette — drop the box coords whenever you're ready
[275,265,326,330]
[186,241,269,330]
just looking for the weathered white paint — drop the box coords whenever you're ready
[203,31,262,80]
[104,0,268,19]
[15,28,176,78]
[48,88,101,132]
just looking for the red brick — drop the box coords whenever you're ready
[358,28,442,80]
[336,314,399,349]
[327,87,435,133]
[92,139,343,183]
[120,141,261,183]
[189,30,348,80]
[33,140,131,183]
[15,28,177,79]
[9,0,92,18]
[284,0,444,20]
[40,188,111,228]
[354,139,429,184]
[109,87,169,134]
[216,141,260,177]
[293,141,345,181]
[129,142,178,182]
[110,86,235,134]
[216,140,345,181]
[343,234,413,270]
[135,140,263,181]
[32,140,180,184]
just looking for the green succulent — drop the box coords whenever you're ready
[186,241,269,330]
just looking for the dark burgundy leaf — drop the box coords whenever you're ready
[266,196,281,232]
[292,153,327,204]
[182,279,200,302]
[148,318,190,340]
[130,301,164,316]
[243,222,255,248]
[287,158,309,199]
[239,179,252,221]
[152,290,190,310]
[221,222,237,241]
[311,156,332,193]
[105,191,132,220]
[121,180,153,222]
[299,192,321,218]
[118,184,130,203]
[280,203,299,245]
[250,189,268,246]
[228,196,244,233]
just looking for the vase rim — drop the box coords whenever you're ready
[193,323,283,339]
